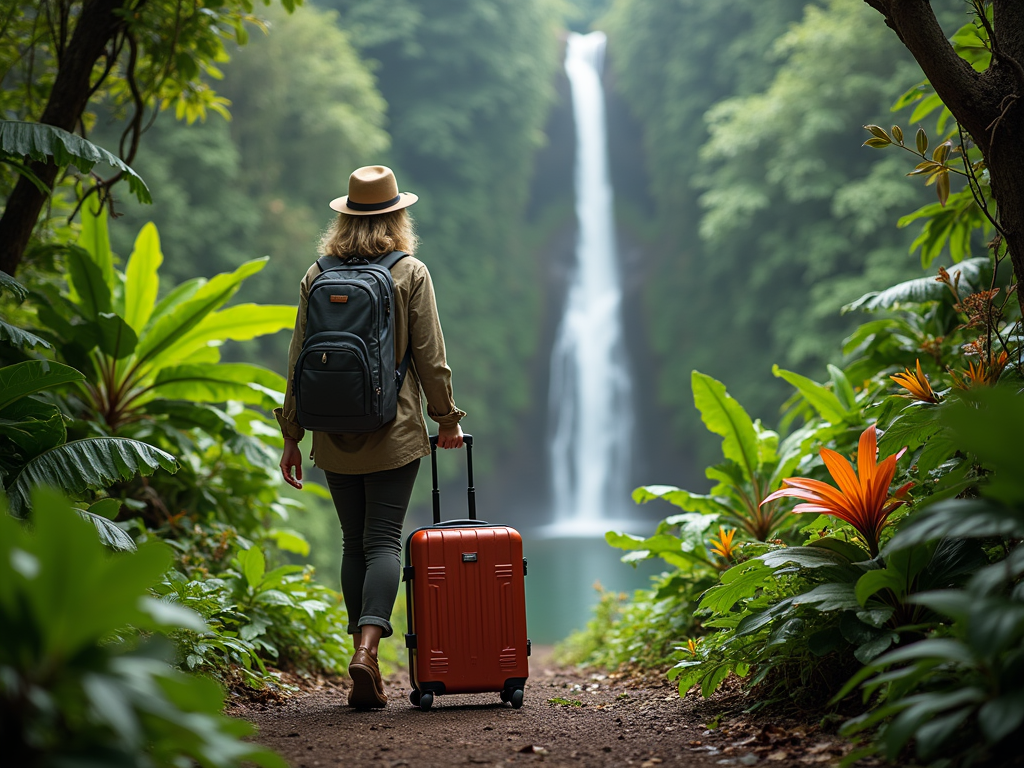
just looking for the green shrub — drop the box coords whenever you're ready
[158,542,353,688]
[557,569,717,671]
[0,488,284,767]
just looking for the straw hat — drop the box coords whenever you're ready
[329,165,418,215]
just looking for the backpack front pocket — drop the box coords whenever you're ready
[296,333,374,419]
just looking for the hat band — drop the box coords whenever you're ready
[346,194,402,212]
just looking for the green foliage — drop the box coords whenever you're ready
[556,570,717,671]
[30,208,294,446]
[835,390,1024,764]
[157,541,352,688]
[592,79,1019,755]
[0,0,306,278]
[0,488,284,768]
[0,356,177,547]
[106,0,390,307]
[633,372,802,542]
[0,120,151,203]
[604,0,933,455]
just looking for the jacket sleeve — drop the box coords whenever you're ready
[408,263,466,427]
[274,273,310,441]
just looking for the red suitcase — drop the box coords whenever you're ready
[403,434,530,711]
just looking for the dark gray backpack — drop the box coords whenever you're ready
[293,251,410,433]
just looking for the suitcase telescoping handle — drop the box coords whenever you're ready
[429,433,475,524]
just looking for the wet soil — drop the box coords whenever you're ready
[235,649,861,768]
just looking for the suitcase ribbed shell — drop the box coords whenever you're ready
[406,524,529,695]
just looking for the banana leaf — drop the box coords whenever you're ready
[6,437,177,517]
[692,371,759,480]
[0,319,53,351]
[0,120,150,203]
[123,222,163,333]
[0,361,85,411]
[134,258,269,370]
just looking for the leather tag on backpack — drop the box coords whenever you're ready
[330,295,348,303]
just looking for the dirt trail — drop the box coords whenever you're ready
[236,649,855,768]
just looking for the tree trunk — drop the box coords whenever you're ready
[0,0,127,277]
[987,119,1024,304]
[863,0,1024,317]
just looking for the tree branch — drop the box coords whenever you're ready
[863,0,992,147]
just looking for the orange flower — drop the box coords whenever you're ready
[891,359,941,403]
[761,426,912,557]
[951,350,1009,389]
[708,526,739,561]
[683,638,699,656]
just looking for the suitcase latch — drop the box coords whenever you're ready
[462,553,478,563]
[403,565,414,581]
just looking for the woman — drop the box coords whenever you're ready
[276,165,465,709]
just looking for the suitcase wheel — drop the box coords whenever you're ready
[499,688,510,703]
[409,689,421,707]
[419,692,434,711]
[510,689,524,709]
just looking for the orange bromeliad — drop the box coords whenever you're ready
[891,359,941,403]
[951,350,1009,389]
[761,426,912,557]
[708,526,739,562]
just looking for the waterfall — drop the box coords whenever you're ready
[547,31,635,536]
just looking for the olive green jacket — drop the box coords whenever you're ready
[274,255,465,474]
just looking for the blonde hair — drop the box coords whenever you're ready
[319,209,418,259]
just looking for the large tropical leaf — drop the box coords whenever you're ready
[142,400,237,435]
[123,222,163,333]
[886,499,1024,550]
[0,319,53,351]
[65,244,113,320]
[0,270,28,302]
[772,365,851,425]
[78,199,116,291]
[141,363,286,410]
[144,277,204,331]
[632,484,731,516]
[0,360,85,411]
[133,258,269,371]
[156,304,296,365]
[0,398,67,472]
[843,258,990,313]
[92,312,138,360]
[74,506,137,552]
[0,120,151,203]
[691,371,759,480]
[5,437,177,517]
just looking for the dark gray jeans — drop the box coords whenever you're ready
[324,459,420,638]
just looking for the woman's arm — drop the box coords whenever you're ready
[276,273,311,483]
[407,263,466,448]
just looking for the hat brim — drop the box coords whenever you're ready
[329,192,418,216]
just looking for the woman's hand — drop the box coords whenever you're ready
[436,423,464,449]
[280,438,303,489]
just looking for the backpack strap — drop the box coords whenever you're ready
[375,250,408,271]
[315,254,344,274]
[375,251,412,391]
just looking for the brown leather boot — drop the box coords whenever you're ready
[348,646,387,709]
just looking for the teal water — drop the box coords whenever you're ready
[523,534,663,644]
